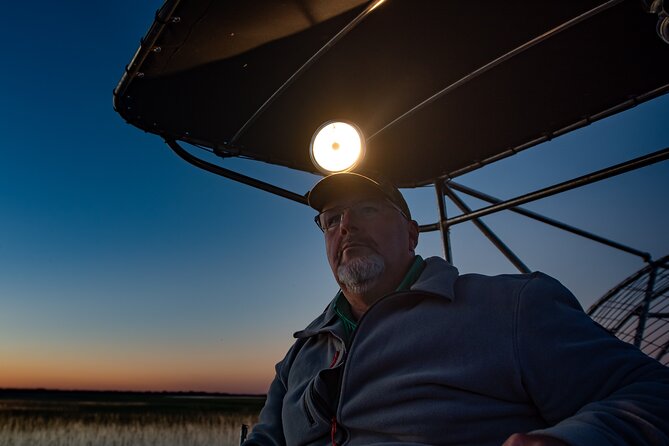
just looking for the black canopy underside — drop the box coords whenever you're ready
[114,0,669,187]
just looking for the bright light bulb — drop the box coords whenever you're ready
[310,121,365,173]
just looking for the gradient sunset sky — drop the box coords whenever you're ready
[1,2,668,394]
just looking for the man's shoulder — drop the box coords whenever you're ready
[412,257,564,299]
[422,256,560,290]
[454,269,580,313]
[458,270,554,286]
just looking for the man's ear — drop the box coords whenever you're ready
[408,220,419,251]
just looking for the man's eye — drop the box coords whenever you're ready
[359,205,381,216]
[325,214,341,227]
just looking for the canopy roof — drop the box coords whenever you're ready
[114,0,669,187]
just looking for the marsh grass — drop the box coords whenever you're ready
[0,391,264,446]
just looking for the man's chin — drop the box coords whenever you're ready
[337,254,385,294]
[341,278,379,296]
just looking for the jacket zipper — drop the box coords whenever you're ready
[331,416,338,446]
[331,294,422,445]
[329,350,340,368]
[310,291,442,444]
[329,348,342,445]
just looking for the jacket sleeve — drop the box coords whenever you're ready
[243,356,290,446]
[515,273,669,446]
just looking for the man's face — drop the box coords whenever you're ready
[321,191,418,295]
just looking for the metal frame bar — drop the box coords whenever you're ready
[447,182,651,261]
[607,281,664,334]
[417,147,668,271]
[588,254,669,316]
[442,184,530,273]
[434,180,452,263]
[166,139,308,205]
[443,147,669,227]
[635,263,659,347]
[657,339,669,362]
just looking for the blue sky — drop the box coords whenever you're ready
[1,2,668,393]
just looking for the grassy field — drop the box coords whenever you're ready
[0,389,265,446]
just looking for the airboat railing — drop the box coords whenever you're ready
[421,147,669,268]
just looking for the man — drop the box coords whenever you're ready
[244,172,669,446]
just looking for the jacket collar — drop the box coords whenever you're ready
[294,297,345,339]
[409,256,458,301]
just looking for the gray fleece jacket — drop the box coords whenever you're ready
[245,257,669,445]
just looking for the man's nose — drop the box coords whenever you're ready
[339,208,358,234]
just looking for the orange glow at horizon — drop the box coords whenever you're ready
[0,360,272,394]
[0,359,273,394]
[0,340,286,394]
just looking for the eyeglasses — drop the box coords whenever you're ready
[314,199,407,232]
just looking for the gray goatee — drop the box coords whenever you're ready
[337,254,385,295]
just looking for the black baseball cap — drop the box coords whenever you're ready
[307,172,411,220]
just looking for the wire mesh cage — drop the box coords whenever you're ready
[588,255,669,365]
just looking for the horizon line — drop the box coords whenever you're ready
[0,387,266,397]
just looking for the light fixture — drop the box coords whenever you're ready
[310,120,365,174]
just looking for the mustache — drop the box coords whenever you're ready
[336,236,379,262]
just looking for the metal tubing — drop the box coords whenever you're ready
[657,341,669,362]
[587,256,666,316]
[445,147,669,227]
[166,139,308,205]
[610,303,643,335]
[418,222,440,232]
[448,182,652,262]
[443,185,530,273]
[635,263,658,347]
[434,180,453,263]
